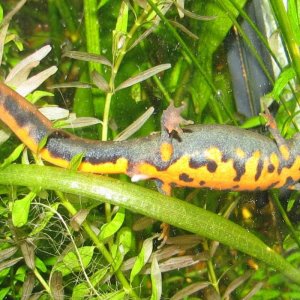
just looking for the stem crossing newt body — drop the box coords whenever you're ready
[0,82,300,194]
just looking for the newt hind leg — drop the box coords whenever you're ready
[155,180,172,247]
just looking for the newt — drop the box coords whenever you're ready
[0,82,300,195]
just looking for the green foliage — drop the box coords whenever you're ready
[1,0,300,299]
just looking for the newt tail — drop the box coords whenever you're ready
[1,82,300,193]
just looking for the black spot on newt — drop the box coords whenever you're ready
[255,159,263,181]
[189,158,206,169]
[207,160,217,173]
[233,160,245,182]
[268,164,275,173]
[179,173,193,183]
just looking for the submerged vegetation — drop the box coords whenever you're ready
[1,0,300,299]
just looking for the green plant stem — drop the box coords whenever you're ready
[203,240,220,294]
[270,190,300,249]
[56,191,139,299]
[33,267,51,295]
[102,6,151,142]
[54,0,77,35]
[84,0,101,74]
[270,0,300,83]
[2,164,300,284]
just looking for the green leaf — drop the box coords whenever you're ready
[0,287,10,300]
[271,67,296,101]
[112,1,128,57]
[72,268,108,299]
[12,191,36,227]
[37,134,49,154]
[55,246,95,276]
[110,227,133,270]
[0,144,25,168]
[26,91,54,104]
[287,192,298,212]
[150,256,162,300]
[97,0,110,9]
[105,291,126,300]
[240,115,263,129]
[0,5,3,23]
[99,208,125,241]
[72,282,89,299]
[130,236,154,282]
[69,152,85,171]
[115,1,128,33]
[35,256,47,272]
[116,227,132,254]
[288,0,300,43]
[90,268,108,286]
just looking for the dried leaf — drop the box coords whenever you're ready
[166,234,203,246]
[50,271,64,300]
[133,0,147,8]
[132,216,156,231]
[114,106,154,141]
[223,270,253,298]
[16,66,58,96]
[176,0,185,18]
[63,50,112,67]
[60,116,102,129]
[0,23,9,66]
[0,128,11,145]
[115,64,171,91]
[153,248,208,265]
[6,62,39,87]
[128,23,157,51]
[21,272,35,300]
[0,246,18,261]
[39,106,69,121]
[5,45,52,85]
[242,282,264,300]
[0,0,27,29]
[145,255,208,273]
[20,240,35,270]
[49,82,92,89]
[169,20,199,40]
[175,3,217,21]
[91,70,110,92]
[170,282,211,300]
[70,209,90,231]
[0,257,23,272]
